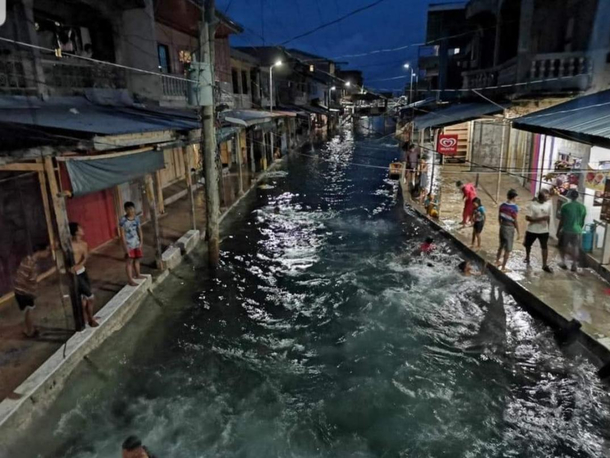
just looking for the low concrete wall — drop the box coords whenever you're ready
[0,152,292,446]
[399,183,610,367]
[0,276,152,446]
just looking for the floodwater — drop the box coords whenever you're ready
[7,125,610,458]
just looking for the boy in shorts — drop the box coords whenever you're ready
[14,243,51,337]
[495,189,520,272]
[69,222,98,327]
[119,201,145,286]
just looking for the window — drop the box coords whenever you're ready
[157,44,171,73]
[232,69,240,94]
[241,70,248,95]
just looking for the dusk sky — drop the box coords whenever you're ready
[216,0,434,92]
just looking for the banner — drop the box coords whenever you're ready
[437,134,459,155]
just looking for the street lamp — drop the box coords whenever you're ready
[404,63,415,105]
[270,59,282,113]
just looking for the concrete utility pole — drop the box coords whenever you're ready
[200,0,220,267]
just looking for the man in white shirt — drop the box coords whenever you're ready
[523,189,553,273]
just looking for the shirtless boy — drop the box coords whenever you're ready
[69,222,98,327]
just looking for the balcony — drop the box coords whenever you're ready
[0,55,35,95]
[161,74,188,99]
[462,52,591,94]
[42,59,127,96]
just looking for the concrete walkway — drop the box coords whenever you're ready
[0,165,254,401]
[405,163,610,357]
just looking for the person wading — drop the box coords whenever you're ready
[557,189,587,272]
[524,189,553,273]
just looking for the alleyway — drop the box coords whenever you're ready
[405,163,610,347]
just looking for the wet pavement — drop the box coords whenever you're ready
[409,164,610,346]
[5,127,610,457]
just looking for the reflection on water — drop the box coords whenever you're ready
[7,127,610,458]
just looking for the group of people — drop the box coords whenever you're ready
[14,201,146,338]
[457,180,587,273]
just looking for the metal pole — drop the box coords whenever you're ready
[270,66,273,113]
[409,69,413,106]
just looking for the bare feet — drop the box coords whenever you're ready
[137,275,146,280]
[7,392,22,400]
[89,319,100,328]
[128,280,138,287]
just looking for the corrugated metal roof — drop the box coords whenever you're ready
[0,96,199,137]
[512,90,610,144]
[414,102,504,130]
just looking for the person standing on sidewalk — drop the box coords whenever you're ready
[524,189,553,273]
[69,223,99,328]
[557,189,586,272]
[457,181,477,226]
[120,201,145,287]
[470,198,485,250]
[13,243,51,338]
[495,189,520,272]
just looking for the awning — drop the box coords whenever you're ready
[414,103,505,130]
[217,126,241,143]
[400,97,437,113]
[60,148,165,197]
[512,89,610,146]
[222,109,275,127]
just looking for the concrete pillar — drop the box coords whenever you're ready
[516,0,535,83]
[249,131,256,175]
[589,0,610,92]
[236,133,244,195]
[182,147,196,231]
[114,0,162,102]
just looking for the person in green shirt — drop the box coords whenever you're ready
[557,189,587,272]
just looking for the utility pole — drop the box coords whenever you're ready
[199,0,220,267]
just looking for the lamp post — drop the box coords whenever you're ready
[404,63,414,105]
[269,59,282,113]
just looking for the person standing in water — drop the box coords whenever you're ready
[69,222,98,327]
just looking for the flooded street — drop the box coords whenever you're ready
[10,127,610,458]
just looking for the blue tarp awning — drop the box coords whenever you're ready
[512,89,610,145]
[62,149,165,197]
[413,103,505,130]
[0,96,200,137]
[217,126,241,143]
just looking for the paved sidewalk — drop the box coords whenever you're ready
[405,163,610,348]
[0,165,254,401]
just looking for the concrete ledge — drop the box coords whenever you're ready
[161,246,182,270]
[0,276,153,445]
[176,230,200,255]
[400,185,610,367]
[163,183,203,207]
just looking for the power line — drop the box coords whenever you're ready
[280,0,388,46]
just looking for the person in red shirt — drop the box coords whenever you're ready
[420,237,436,254]
[457,181,477,226]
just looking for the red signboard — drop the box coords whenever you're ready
[437,134,459,155]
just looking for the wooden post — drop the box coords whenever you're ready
[155,170,165,215]
[144,173,164,270]
[249,131,256,175]
[270,131,275,164]
[183,146,197,230]
[262,132,268,170]
[236,132,244,195]
[37,168,56,260]
[43,157,85,331]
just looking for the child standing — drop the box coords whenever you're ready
[471,197,485,250]
[495,189,520,272]
[119,201,145,286]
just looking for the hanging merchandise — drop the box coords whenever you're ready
[544,156,581,196]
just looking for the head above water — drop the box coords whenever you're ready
[507,189,518,201]
[425,236,434,244]
[458,260,471,273]
[122,436,149,458]
[568,189,579,200]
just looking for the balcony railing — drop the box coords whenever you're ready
[0,51,37,95]
[42,59,127,94]
[462,52,591,93]
[161,74,188,98]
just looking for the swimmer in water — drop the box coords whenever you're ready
[458,260,481,277]
[274,206,280,214]
[420,236,436,254]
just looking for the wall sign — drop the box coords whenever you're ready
[437,134,459,155]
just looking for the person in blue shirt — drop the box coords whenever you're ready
[470,197,485,250]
